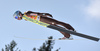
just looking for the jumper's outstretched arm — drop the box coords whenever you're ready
[26,11,53,18]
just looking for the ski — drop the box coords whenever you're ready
[14,36,86,41]
[47,25,100,41]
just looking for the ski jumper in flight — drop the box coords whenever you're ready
[13,11,75,39]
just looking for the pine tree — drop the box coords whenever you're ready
[38,36,59,51]
[2,36,60,51]
[2,40,20,51]
[2,48,4,51]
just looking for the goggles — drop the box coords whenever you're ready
[15,16,19,19]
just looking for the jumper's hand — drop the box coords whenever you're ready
[45,13,53,17]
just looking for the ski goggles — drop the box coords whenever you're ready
[15,16,19,19]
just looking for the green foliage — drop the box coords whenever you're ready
[2,40,20,51]
[38,36,55,51]
[2,36,60,51]
[2,48,4,51]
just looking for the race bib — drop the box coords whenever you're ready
[22,14,50,27]
[30,13,38,20]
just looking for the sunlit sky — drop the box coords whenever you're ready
[0,0,100,51]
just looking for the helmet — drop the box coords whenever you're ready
[13,10,22,19]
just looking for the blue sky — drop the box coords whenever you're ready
[0,0,100,51]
